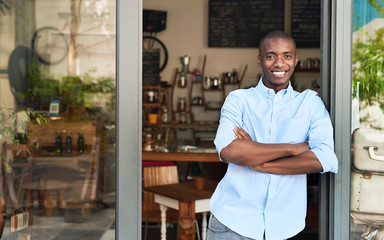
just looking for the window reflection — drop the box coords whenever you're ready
[0,1,116,239]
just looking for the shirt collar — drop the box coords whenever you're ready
[256,77,293,99]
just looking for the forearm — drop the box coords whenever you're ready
[220,139,303,167]
[252,150,323,175]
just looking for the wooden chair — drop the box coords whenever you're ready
[142,165,179,239]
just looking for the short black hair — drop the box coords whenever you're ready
[259,30,296,52]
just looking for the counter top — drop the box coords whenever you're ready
[142,151,220,162]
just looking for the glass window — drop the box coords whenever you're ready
[0,1,116,239]
[351,0,384,239]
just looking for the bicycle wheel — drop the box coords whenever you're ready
[31,26,68,65]
[143,36,168,72]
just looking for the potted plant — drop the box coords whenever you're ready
[193,171,208,191]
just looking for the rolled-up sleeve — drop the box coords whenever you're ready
[308,97,338,173]
[214,91,244,159]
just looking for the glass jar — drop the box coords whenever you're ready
[161,108,170,123]
[178,73,187,88]
[179,112,187,124]
[177,97,187,112]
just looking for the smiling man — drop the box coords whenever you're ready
[207,30,338,240]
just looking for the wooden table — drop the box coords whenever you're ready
[24,180,70,216]
[144,181,218,240]
[25,140,100,215]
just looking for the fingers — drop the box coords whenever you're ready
[233,126,251,140]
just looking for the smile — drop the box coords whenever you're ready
[272,71,288,77]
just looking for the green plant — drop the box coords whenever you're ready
[0,107,50,143]
[25,63,60,106]
[0,106,50,173]
[25,65,116,112]
[352,27,384,106]
[352,27,384,128]
[60,76,84,106]
[81,68,116,110]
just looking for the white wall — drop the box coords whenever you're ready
[35,0,116,77]
[143,0,320,88]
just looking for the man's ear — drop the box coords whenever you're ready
[257,55,261,67]
[294,54,298,67]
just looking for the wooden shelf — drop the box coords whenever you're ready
[162,122,218,128]
[142,151,220,162]
[203,87,223,91]
[143,85,161,89]
[143,102,161,107]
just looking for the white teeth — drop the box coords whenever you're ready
[273,71,285,76]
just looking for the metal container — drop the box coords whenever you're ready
[351,128,384,223]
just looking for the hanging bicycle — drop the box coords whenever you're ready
[143,35,168,73]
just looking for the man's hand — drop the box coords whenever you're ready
[233,126,251,140]
[234,126,310,155]
[289,142,310,156]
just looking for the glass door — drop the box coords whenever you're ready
[0,0,116,239]
[350,0,384,239]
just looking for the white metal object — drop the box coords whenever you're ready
[353,128,384,172]
[351,128,384,226]
[367,146,384,161]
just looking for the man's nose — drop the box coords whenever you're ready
[274,56,285,67]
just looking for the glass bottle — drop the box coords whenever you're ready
[55,132,62,153]
[66,132,72,153]
[77,132,84,153]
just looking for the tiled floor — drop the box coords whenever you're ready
[1,192,116,240]
[1,208,115,240]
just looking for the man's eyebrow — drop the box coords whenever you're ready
[264,51,295,55]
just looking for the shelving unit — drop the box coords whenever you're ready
[292,67,321,93]
[202,64,247,112]
[142,85,168,152]
[170,55,248,124]
[170,55,207,124]
[142,85,162,126]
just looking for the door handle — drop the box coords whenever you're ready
[364,146,384,161]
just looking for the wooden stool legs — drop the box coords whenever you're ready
[26,189,64,216]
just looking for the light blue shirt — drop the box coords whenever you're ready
[211,79,338,240]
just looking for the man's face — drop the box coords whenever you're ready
[257,37,298,93]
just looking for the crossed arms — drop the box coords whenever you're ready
[220,126,323,175]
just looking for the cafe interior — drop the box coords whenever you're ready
[142,0,323,240]
[0,0,326,239]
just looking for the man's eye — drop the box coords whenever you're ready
[266,55,274,59]
[285,55,292,59]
